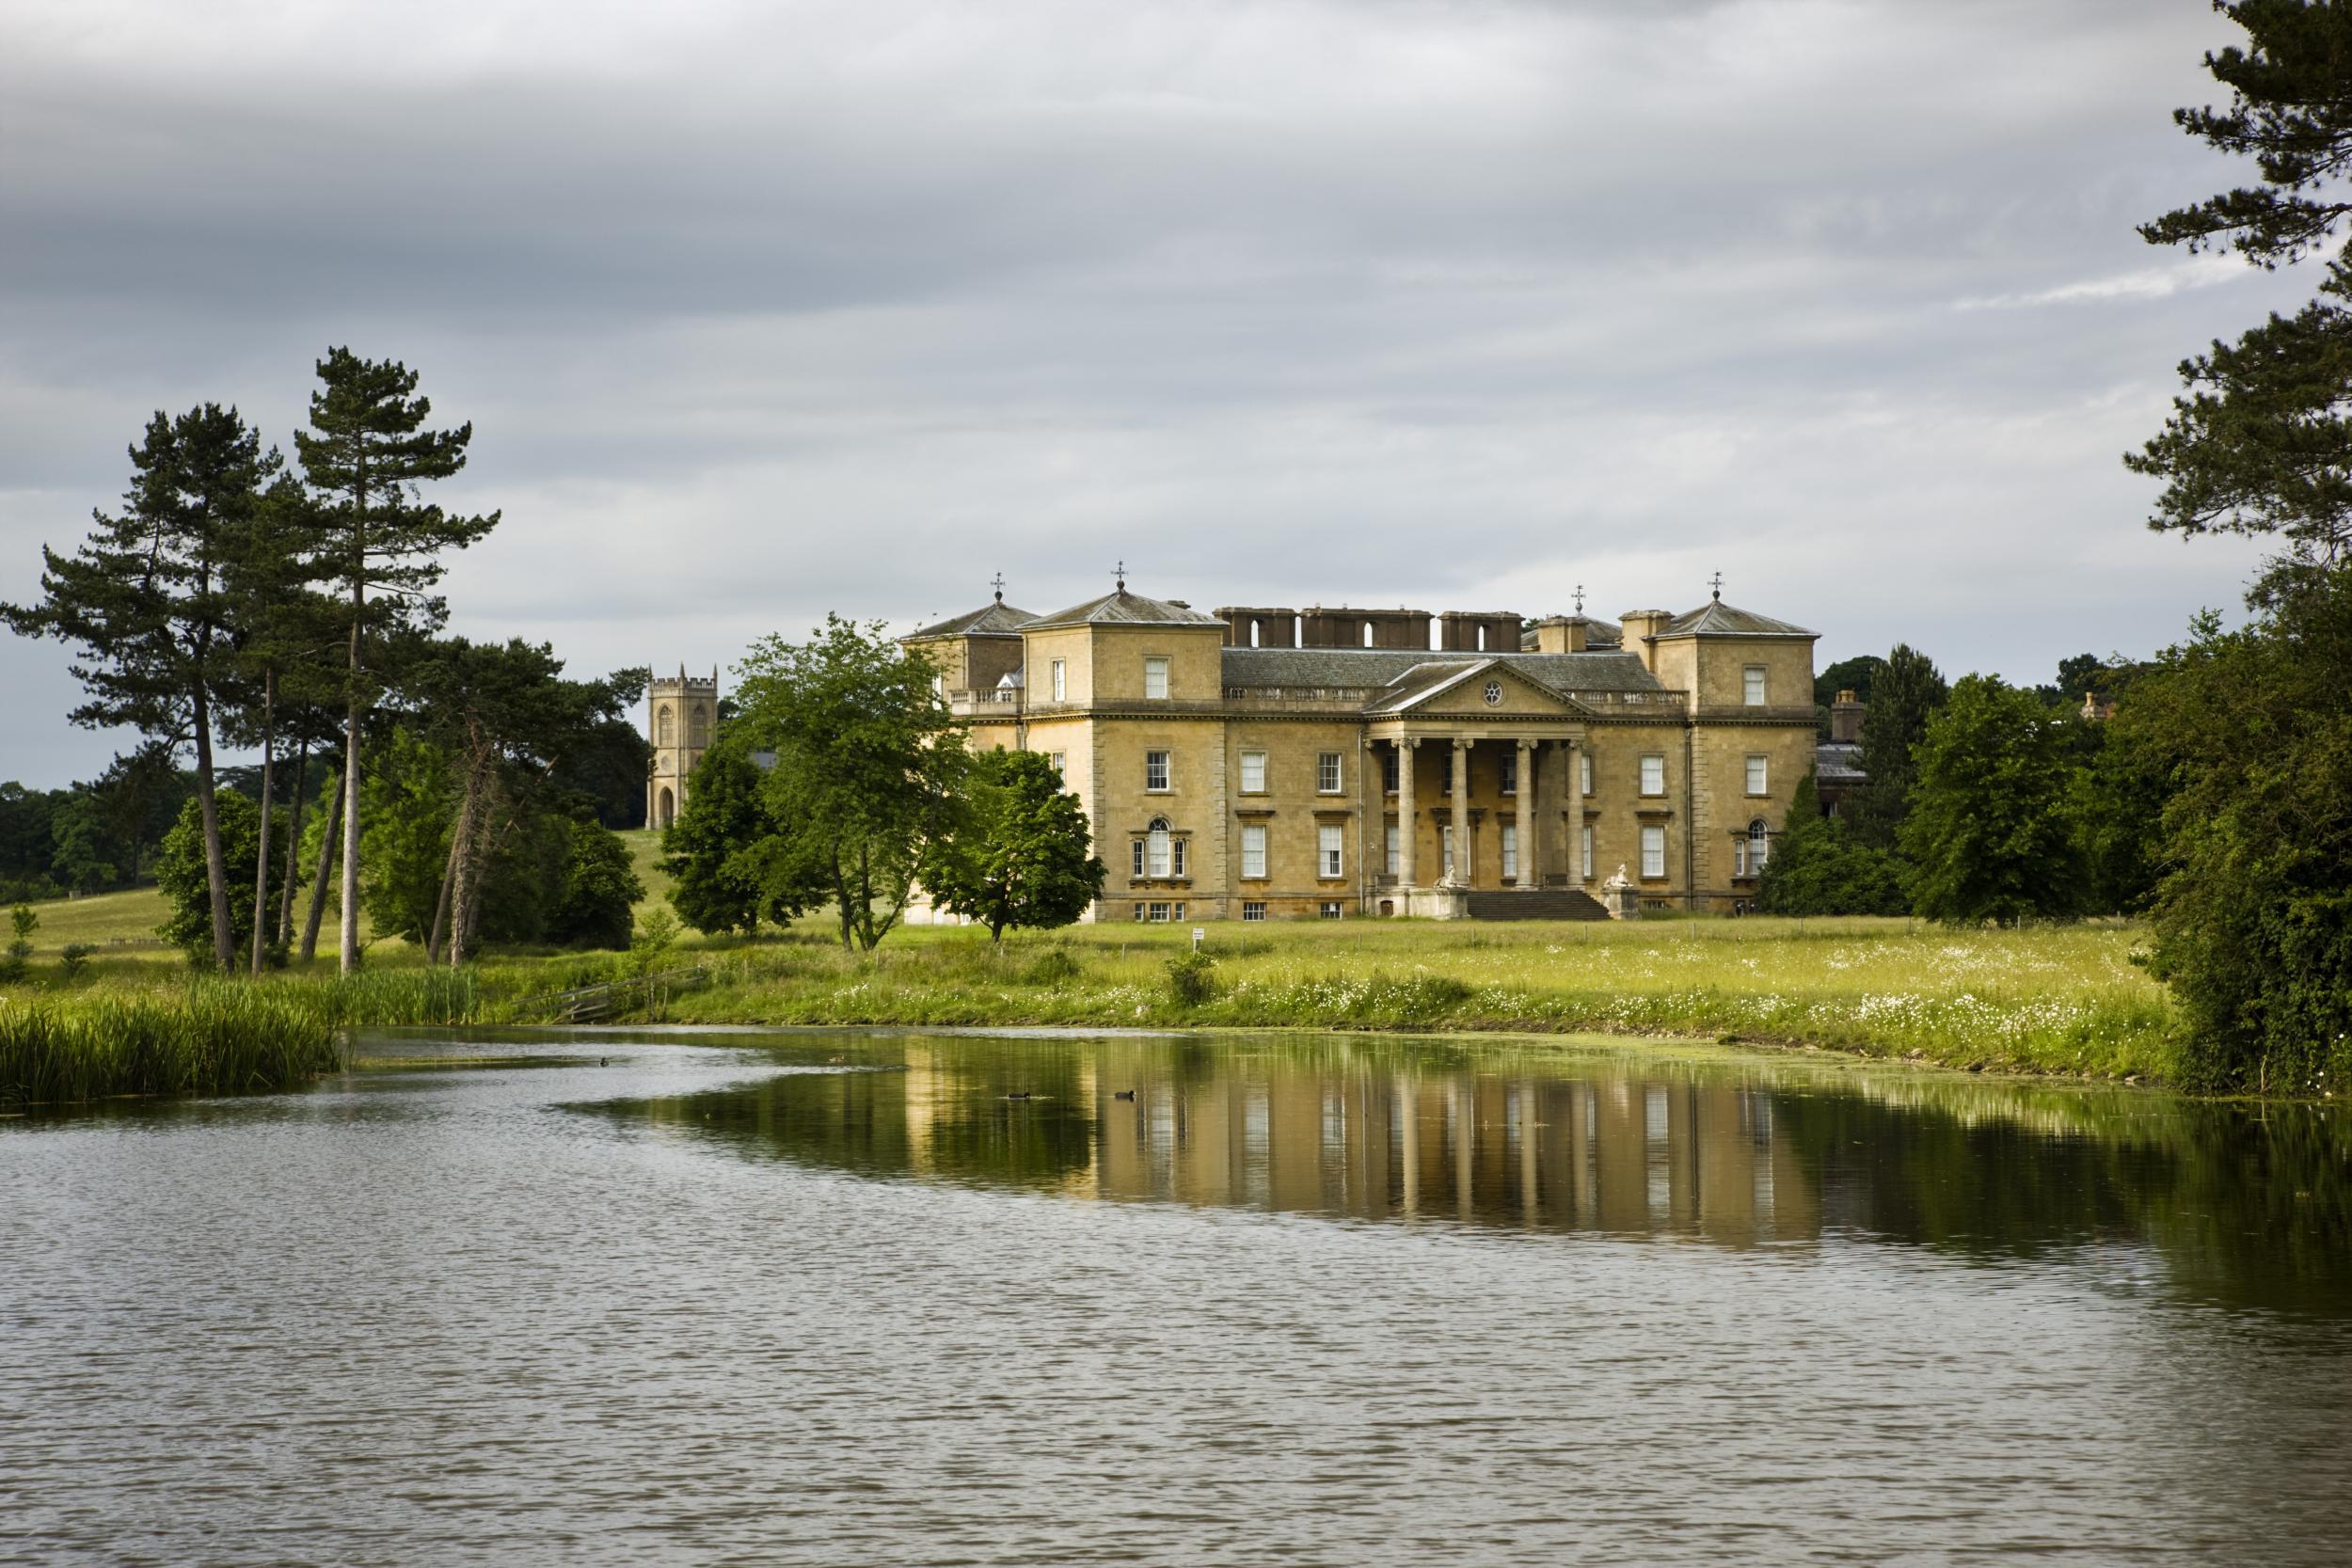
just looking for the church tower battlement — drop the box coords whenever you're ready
[647,665,719,830]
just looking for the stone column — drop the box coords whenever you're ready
[1397,736,1418,888]
[1515,737,1535,889]
[1565,736,1584,882]
[1451,736,1472,887]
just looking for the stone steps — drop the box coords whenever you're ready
[1463,889,1611,922]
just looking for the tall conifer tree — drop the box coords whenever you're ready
[3,404,278,969]
[1847,642,1947,851]
[294,350,499,973]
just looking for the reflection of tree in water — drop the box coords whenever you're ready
[615,1041,1096,1194]
[1767,1085,2352,1316]
[2143,1104,2352,1319]
[1774,1093,2155,1256]
[598,1032,2352,1318]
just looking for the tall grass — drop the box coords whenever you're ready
[0,967,495,1107]
[0,982,346,1107]
[317,967,485,1027]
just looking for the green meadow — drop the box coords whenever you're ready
[1,827,2182,1105]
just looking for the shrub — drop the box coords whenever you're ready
[57,944,93,982]
[1,903,30,983]
[1164,949,1218,1006]
[1020,947,1084,987]
[157,793,283,962]
[548,817,644,950]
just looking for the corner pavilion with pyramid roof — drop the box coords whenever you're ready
[898,577,1820,922]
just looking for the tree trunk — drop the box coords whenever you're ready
[434,759,485,967]
[338,458,367,974]
[339,607,363,973]
[302,760,345,963]
[277,734,309,949]
[426,824,461,966]
[834,846,853,949]
[249,668,276,974]
[189,679,235,972]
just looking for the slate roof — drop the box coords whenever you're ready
[1024,589,1226,631]
[904,599,1040,641]
[1815,740,1867,782]
[1655,599,1817,639]
[1220,646,1665,695]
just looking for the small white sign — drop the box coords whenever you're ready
[1192,927,1205,950]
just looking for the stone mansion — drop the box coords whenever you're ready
[897,578,1820,921]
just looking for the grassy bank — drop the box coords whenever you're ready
[2,882,2184,1096]
[650,917,2178,1081]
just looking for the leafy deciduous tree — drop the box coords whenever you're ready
[918,749,1106,941]
[659,734,804,936]
[2126,569,2352,1090]
[1899,675,2086,927]
[734,617,964,951]
[1756,773,1910,916]
[157,791,278,965]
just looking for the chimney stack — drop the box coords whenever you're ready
[1618,610,1674,672]
[1830,689,1866,743]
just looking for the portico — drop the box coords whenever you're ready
[1362,660,1594,917]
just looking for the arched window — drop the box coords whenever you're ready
[1249,618,1261,648]
[690,705,708,747]
[656,705,674,746]
[1477,625,1488,651]
[1362,621,1375,647]
[1147,816,1172,878]
[1748,818,1772,874]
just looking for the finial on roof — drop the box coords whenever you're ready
[1708,570,1724,602]
[1114,560,1127,593]
[1572,583,1585,615]
[990,571,1006,603]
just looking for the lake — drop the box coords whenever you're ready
[4,1027,2348,1565]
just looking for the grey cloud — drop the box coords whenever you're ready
[0,0,2301,783]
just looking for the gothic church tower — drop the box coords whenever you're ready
[647,665,718,829]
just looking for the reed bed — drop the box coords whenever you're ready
[0,982,346,1107]
[0,968,498,1107]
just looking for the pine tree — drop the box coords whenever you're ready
[294,350,499,973]
[3,405,278,969]
[220,472,334,971]
[1846,642,1947,851]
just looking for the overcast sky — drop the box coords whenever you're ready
[0,0,2305,785]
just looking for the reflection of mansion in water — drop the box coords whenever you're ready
[898,577,1820,920]
[756,1045,1819,1243]
[1071,1059,1810,1240]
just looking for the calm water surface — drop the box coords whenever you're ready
[4,1027,2349,1566]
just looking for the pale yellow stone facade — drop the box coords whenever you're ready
[900,584,1819,921]
[646,666,719,830]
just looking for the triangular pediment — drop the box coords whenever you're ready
[1366,657,1586,718]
